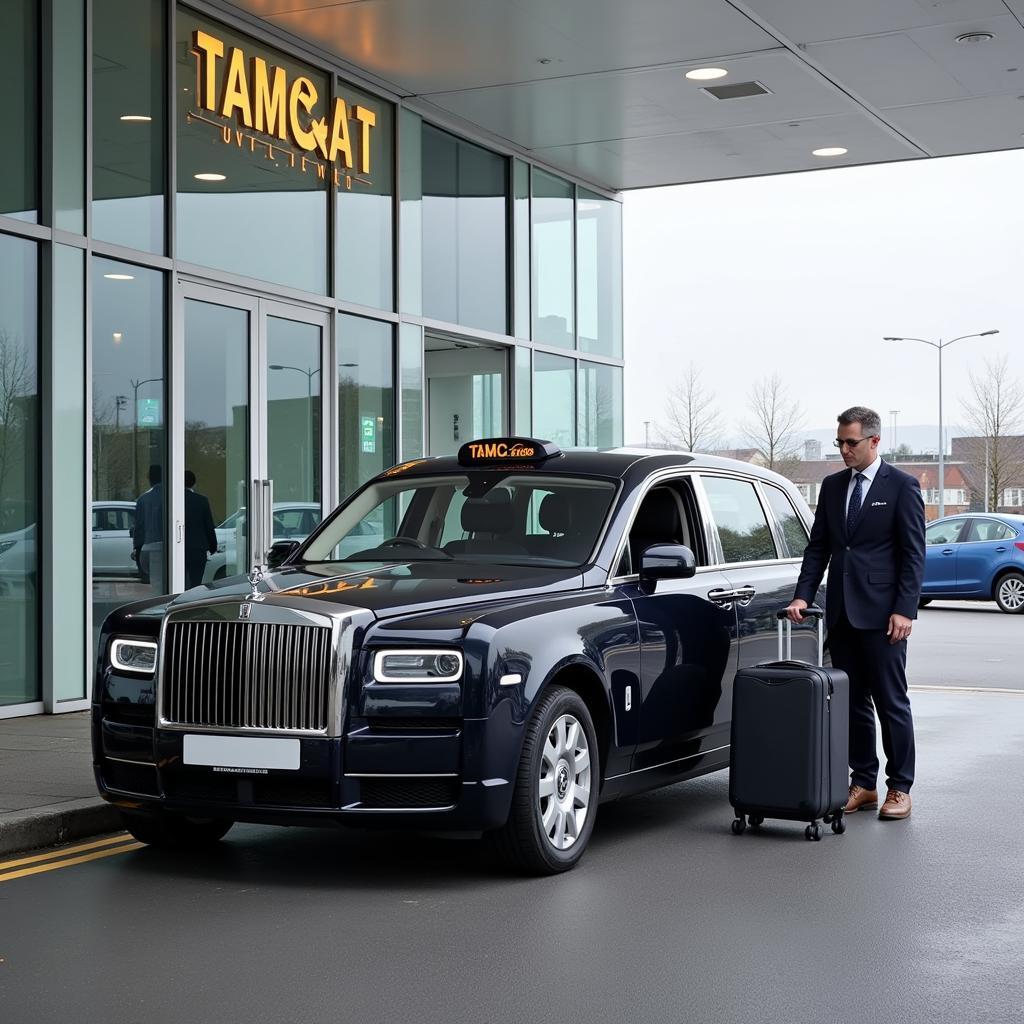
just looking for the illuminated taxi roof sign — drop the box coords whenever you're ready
[457,438,561,467]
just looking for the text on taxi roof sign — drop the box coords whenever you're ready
[457,437,561,466]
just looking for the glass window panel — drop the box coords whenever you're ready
[533,351,575,447]
[398,109,423,315]
[338,314,394,499]
[577,188,622,358]
[0,234,39,705]
[336,79,393,310]
[175,9,327,293]
[421,125,507,334]
[577,361,622,448]
[399,322,423,461]
[92,0,166,253]
[532,170,574,349]
[703,476,778,564]
[513,160,530,339]
[762,484,809,559]
[91,257,166,651]
[515,346,532,435]
[53,0,85,233]
[0,0,39,222]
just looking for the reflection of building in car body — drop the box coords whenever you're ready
[93,439,824,874]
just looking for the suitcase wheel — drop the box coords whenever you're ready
[831,814,847,835]
[805,823,823,842]
[748,814,764,828]
[731,816,746,835]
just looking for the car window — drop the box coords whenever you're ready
[620,476,707,575]
[274,509,310,537]
[925,519,968,545]
[968,519,1016,543]
[762,484,809,559]
[702,476,778,564]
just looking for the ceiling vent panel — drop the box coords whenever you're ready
[701,81,772,100]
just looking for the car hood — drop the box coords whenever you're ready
[172,560,586,618]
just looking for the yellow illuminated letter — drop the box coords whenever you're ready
[288,76,318,151]
[327,97,353,167]
[220,47,253,125]
[192,30,224,112]
[251,57,287,140]
[354,105,376,174]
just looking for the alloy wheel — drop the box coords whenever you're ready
[997,575,1024,611]
[538,713,591,851]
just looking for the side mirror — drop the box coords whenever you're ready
[267,539,300,569]
[638,543,697,587]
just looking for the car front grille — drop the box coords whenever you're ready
[161,619,333,733]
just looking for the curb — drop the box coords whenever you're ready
[0,799,123,858]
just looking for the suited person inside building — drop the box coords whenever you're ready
[184,470,218,589]
[786,405,926,821]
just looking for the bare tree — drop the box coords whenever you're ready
[656,362,722,452]
[959,355,1024,510]
[0,329,33,508]
[743,374,804,473]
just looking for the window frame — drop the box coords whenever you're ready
[758,481,810,561]
[697,472,782,568]
[963,518,1018,544]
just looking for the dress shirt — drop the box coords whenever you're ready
[845,455,882,515]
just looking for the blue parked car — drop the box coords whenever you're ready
[921,513,1024,614]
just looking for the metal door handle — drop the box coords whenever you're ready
[942,548,954,555]
[708,588,738,606]
[995,546,1007,553]
[732,585,756,606]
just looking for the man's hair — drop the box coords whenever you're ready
[184,470,196,488]
[838,406,881,437]
[148,463,162,486]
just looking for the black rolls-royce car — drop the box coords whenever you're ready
[93,438,824,873]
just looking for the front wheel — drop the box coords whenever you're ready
[120,810,233,849]
[490,686,599,875]
[994,572,1024,614]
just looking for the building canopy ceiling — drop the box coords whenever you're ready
[230,0,1024,191]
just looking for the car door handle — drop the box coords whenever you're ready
[994,546,1007,553]
[707,586,755,606]
[942,548,954,555]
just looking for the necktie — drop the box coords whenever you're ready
[846,473,866,535]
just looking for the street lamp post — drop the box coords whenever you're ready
[888,409,899,459]
[130,376,163,493]
[883,330,999,517]
[269,364,320,498]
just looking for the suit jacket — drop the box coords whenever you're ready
[184,488,218,556]
[794,460,926,630]
[133,484,163,552]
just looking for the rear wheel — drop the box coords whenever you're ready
[120,810,233,848]
[490,686,599,875]
[994,572,1024,614]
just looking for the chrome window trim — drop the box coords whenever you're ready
[372,648,464,683]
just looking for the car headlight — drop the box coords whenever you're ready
[372,649,464,683]
[109,638,158,674]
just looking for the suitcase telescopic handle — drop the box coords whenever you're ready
[776,606,826,665]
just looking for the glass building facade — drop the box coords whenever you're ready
[0,0,624,716]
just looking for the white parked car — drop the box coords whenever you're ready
[203,502,323,582]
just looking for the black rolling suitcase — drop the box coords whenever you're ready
[729,608,849,841]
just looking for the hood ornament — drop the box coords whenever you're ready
[246,565,266,602]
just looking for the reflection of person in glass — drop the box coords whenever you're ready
[184,470,217,589]
[132,464,164,594]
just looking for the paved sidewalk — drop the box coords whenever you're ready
[0,711,120,856]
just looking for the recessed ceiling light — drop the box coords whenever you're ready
[686,67,729,81]
[103,273,135,281]
[812,146,848,157]
[194,172,227,182]
[112,332,123,343]
[956,31,994,45]
[120,114,152,123]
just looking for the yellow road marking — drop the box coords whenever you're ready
[0,841,144,883]
[0,833,134,873]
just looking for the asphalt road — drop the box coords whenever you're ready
[2,688,1022,1024]
[908,601,1023,690]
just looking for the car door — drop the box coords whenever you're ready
[91,506,122,576]
[622,476,739,772]
[956,518,1016,596]
[109,507,136,575]
[923,517,969,595]
[701,474,820,671]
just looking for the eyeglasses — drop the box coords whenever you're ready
[833,437,876,449]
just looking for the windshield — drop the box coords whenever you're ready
[303,473,617,567]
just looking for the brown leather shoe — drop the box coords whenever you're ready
[879,789,912,820]
[844,784,878,813]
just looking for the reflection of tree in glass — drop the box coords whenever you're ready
[717,523,776,563]
[92,394,135,500]
[0,330,33,514]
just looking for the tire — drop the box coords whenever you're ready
[120,810,233,849]
[490,685,600,875]
[994,572,1024,614]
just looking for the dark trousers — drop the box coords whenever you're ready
[185,550,208,590]
[828,614,916,793]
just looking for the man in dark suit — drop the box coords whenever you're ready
[184,470,218,589]
[133,464,164,592]
[786,406,926,820]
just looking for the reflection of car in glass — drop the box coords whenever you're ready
[921,513,1024,613]
[203,502,323,583]
[93,439,823,874]
[0,523,36,597]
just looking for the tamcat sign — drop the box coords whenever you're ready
[189,29,376,187]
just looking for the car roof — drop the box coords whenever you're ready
[936,512,1024,522]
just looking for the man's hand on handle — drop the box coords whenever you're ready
[887,613,912,645]
[785,598,809,624]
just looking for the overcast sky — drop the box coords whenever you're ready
[621,148,1024,451]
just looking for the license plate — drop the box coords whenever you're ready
[183,734,300,771]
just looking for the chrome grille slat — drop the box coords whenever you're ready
[162,619,331,733]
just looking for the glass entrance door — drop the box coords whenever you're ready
[179,286,326,589]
